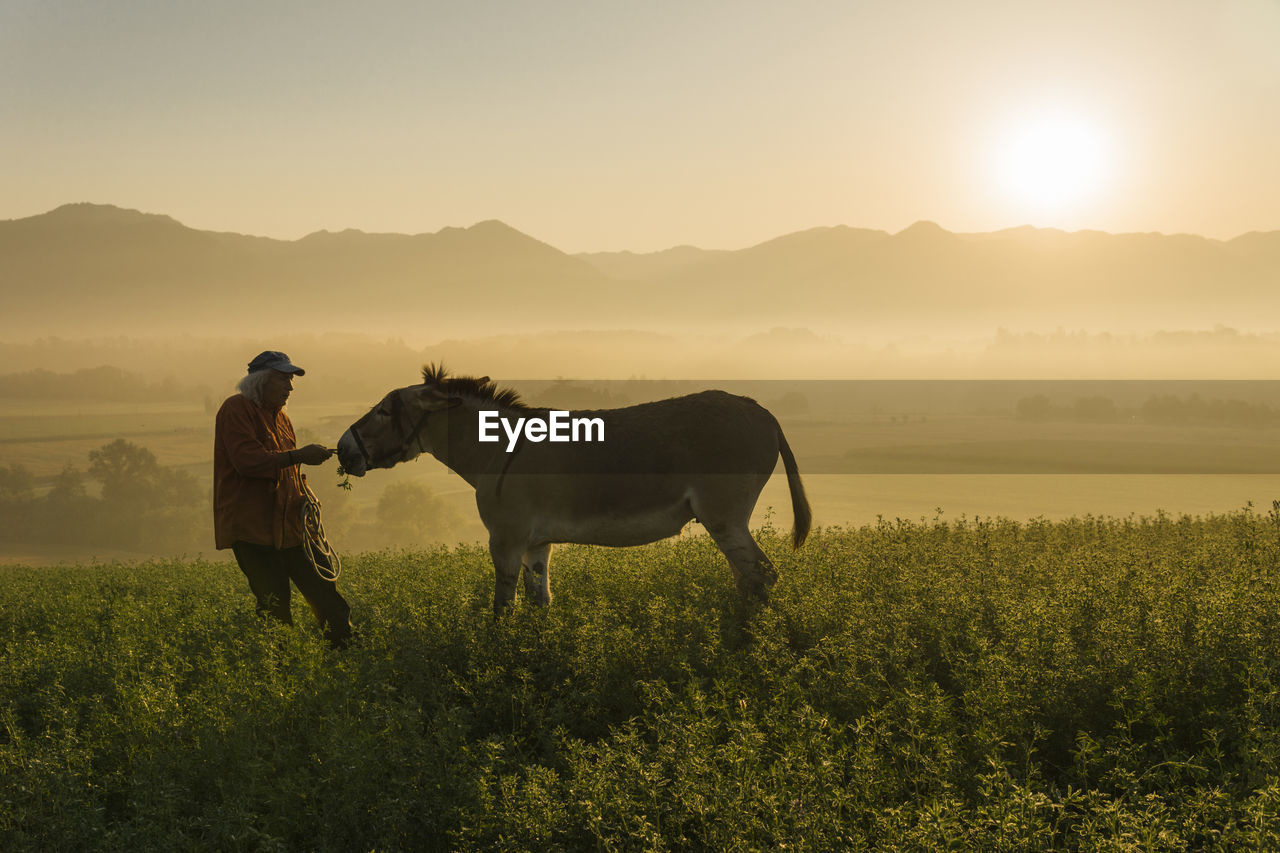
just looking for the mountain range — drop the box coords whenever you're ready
[2,203,1278,339]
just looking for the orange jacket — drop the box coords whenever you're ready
[213,394,306,550]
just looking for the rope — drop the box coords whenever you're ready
[300,479,342,581]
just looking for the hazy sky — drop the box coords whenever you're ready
[3,0,1278,252]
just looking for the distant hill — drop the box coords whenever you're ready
[578,221,1280,333]
[3,203,1279,339]
[0,204,612,338]
[575,244,734,280]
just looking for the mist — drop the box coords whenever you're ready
[4,204,1280,347]
[4,204,1280,563]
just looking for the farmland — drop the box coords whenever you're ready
[3,514,1280,849]
[5,385,1280,564]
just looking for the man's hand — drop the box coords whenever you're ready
[293,444,335,466]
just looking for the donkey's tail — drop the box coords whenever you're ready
[777,425,811,549]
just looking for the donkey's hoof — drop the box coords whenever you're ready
[737,579,772,604]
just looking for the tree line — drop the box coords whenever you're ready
[0,439,204,552]
[0,366,202,402]
[0,437,473,557]
[1015,393,1280,427]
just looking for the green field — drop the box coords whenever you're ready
[3,514,1280,850]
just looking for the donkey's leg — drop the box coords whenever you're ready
[489,535,525,616]
[692,479,777,603]
[704,523,777,603]
[521,543,553,608]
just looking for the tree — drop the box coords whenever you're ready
[0,463,36,540]
[87,438,198,509]
[37,465,104,544]
[0,462,35,503]
[86,439,202,548]
[89,439,163,508]
[48,465,88,500]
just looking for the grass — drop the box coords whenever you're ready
[2,510,1280,850]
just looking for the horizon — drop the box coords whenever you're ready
[3,2,1278,252]
[9,201,1278,254]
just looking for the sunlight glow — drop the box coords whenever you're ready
[995,113,1111,220]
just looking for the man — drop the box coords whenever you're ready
[213,350,354,648]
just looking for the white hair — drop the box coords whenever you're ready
[236,371,274,406]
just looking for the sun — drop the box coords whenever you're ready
[993,112,1111,222]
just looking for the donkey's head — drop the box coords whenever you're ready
[338,364,522,476]
[336,384,462,476]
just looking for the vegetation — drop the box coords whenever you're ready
[1138,395,1280,428]
[0,366,199,403]
[1016,393,1280,427]
[3,509,1280,850]
[0,440,203,553]
[0,436,469,558]
[332,478,470,553]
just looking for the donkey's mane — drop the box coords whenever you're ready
[421,363,528,410]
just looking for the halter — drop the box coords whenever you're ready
[351,390,435,469]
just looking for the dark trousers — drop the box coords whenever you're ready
[232,542,353,648]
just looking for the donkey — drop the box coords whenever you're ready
[337,365,811,614]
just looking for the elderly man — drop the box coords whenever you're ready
[213,350,353,648]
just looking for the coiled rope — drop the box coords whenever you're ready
[301,479,342,581]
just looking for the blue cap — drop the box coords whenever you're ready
[247,351,305,375]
